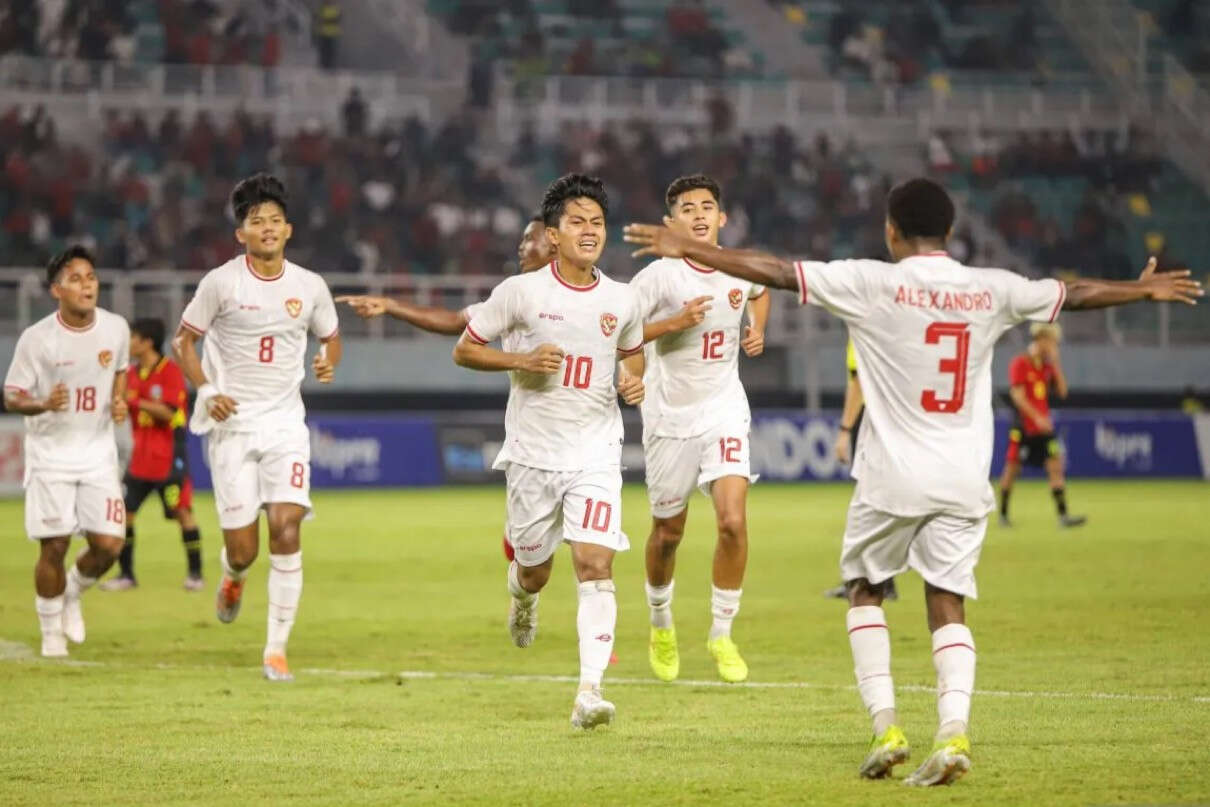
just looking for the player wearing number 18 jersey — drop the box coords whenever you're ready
[173,174,341,682]
[625,177,1202,785]
[454,174,646,730]
[4,246,130,658]
[630,174,770,684]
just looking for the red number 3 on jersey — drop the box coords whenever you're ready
[921,322,971,413]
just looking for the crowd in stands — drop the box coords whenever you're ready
[0,0,304,67]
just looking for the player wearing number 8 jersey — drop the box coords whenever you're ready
[173,174,342,682]
[4,246,131,658]
[629,174,770,684]
[625,177,1203,785]
[454,174,646,730]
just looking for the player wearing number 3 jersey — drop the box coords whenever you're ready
[173,174,341,682]
[454,174,645,730]
[625,177,1202,785]
[4,246,131,658]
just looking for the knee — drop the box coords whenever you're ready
[95,536,125,562]
[38,539,69,566]
[226,542,258,569]
[517,563,551,592]
[575,556,613,582]
[650,519,684,554]
[716,509,746,543]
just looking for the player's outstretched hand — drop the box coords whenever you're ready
[741,326,765,357]
[336,295,389,318]
[1139,256,1204,305]
[617,373,644,406]
[624,223,693,260]
[312,351,335,383]
[520,344,565,375]
[111,396,128,424]
[207,394,238,422]
[43,382,69,413]
[833,428,851,465]
[675,295,712,331]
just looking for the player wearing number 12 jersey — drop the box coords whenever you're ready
[629,174,770,684]
[625,177,1202,785]
[173,174,342,682]
[4,246,130,658]
[454,174,646,730]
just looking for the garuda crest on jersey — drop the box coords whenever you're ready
[97,350,113,368]
[600,312,618,337]
[728,288,743,309]
[285,298,303,318]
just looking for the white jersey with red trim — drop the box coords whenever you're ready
[465,262,643,472]
[631,257,766,438]
[4,308,130,480]
[180,256,339,434]
[794,252,1066,518]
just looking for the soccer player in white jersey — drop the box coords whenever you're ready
[172,174,342,682]
[4,246,130,657]
[629,174,770,684]
[453,174,646,730]
[626,177,1202,785]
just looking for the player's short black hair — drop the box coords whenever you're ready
[130,318,166,351]
[541,173,608,227]
[529,212,543,224]
[45,244,96,287]
[665,174,722,211]
[886,178,954,240]
[230,173,288,223]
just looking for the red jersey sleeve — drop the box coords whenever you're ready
[1008,355,1029,387]
[162,361,187,413]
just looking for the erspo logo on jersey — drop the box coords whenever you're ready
[599,312,617,337]
[284,298,303,318]
[97,350,113,368]
[728,288,743,309]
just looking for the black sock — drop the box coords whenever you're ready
[182,528,202,577]
[1052,487,1068,517]
[999,487,1011,517]
[119,526,135,580]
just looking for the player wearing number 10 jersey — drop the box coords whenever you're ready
[4,246,130,658]
[173,174,342,682]
[454,174,646,730]
[625,177,1202,785]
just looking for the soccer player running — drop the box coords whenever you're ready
[452,174,646,729]
[625,177,1201,785]
[173,174,341,682]
[629,174,769,683]
[997,323,1085,527]
[101,317,205,591]
[4,246,130,657]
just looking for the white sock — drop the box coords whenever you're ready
[576,579,616,690]
[932,622,976,739]
[220,547,249,582]
[35,595,65,640]
[645,580,674,629]
[709,585,741,640]
[65,565,96,601]
[847,606,896,732]
[264,551,302,658]
[507,561,536,602]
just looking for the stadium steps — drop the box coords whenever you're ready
[711,0,827,78]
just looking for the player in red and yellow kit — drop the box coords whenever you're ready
[101,318,204,591]
[997,323,1085,528]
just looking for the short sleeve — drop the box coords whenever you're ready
[461,302,485,323]
[1008,356,1028,386]
[464,278,518,345]
[617,292,644,356]
[794,260,874,321]
[309,276,340,340]
[750,283,767,299]
[180,271,222,335]
[628,263,665,320]
[112,319,130,372]
[1004,274,1066,325]
[4,330,39,396]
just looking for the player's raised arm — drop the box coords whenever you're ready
[625,224,798,291]
[1063,257,1203,310]
[337,295,469,336]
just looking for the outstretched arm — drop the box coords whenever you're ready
[625,224,798,290]
[338,295,468,336]
[1064,258,1202,310]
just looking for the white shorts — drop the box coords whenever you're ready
[839,494,987,599]
[644,422,758,519]
[504,464,629,567]
[25,470,125,540]
[207,424,312,530]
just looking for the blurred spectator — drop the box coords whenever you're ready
[314,1,342,70]
[342,88,367,138]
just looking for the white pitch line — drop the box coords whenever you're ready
[2,639,1205,705]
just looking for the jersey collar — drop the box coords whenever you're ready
[56,311,96,333]
[550,260,599,291]
[245,254,287,282]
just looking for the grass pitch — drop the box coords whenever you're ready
[1,480,1207,806]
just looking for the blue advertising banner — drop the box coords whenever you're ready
[186,416,443,490]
